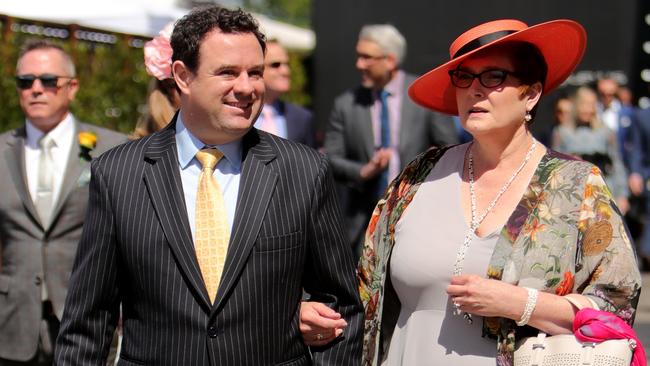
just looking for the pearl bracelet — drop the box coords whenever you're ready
[516,287,538,326]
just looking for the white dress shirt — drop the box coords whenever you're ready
[175,113,242,241]
[25,114,75,207]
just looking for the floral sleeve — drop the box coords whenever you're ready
[576,166,641,324]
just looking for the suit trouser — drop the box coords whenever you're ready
[0,301,59,366]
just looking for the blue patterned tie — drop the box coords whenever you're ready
[378,89,390,196]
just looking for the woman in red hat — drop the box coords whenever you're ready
[300,19,641,366]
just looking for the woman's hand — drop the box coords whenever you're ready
[446,274,526,320]
[299,301,348,346]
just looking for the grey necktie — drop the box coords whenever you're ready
[36,135,55,227]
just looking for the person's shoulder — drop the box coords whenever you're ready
[333,85,372,107]
[258,129,321,162]
[283,101,312,119]
[0,125,25,143]
[546,148,599,176]
[636,107,650,124]
[92,127,159,169]
[78,121,127,148]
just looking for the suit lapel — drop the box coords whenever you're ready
[50,120,85,229]
[212,130,278,313]
[143,121,212,309]
[4,127,41,226]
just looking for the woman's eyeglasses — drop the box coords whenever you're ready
[448,69,519,88]
[15,74,73,90]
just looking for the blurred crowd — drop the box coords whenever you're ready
[546,78,650,270]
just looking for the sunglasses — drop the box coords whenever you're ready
[266,61,289,69]
[448,69,520,89]
[15,74,73,90]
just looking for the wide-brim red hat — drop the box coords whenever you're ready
[408,19,587,115]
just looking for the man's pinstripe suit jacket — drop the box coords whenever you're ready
[54,120,363,366]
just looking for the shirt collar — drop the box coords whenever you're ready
[379,70,404,98]
[175,112,243,170]
[25,113,75,148]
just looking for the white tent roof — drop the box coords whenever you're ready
[0,0,315,51]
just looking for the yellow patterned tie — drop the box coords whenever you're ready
[195,148,230,304]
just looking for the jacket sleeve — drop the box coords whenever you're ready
[304,154,363,365]
[54,161,120,365]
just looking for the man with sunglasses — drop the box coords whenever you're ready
[0,39,124,365]
[324,24,458,259]
[254,39,316,148]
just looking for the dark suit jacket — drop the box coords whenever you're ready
[280,101,316,149]
[54,120,362,366]
[630,108,650,191]
[0,119,124,362]
[324,73,458,249]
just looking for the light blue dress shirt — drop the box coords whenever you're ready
[175,114,242,241]
[253,102,288,139]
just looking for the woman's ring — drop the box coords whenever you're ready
[315,333,324,341]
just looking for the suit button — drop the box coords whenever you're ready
[34,276,42,286]
[207,326,218,338]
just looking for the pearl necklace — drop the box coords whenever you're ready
[453,139,538,323]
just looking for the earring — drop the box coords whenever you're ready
[524,112,532,123]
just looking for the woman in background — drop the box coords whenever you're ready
[130,23,180,140]
[552,86,629,213]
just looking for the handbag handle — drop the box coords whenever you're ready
[527,294,597,365]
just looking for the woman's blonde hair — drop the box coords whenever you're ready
[130,79,180,140]
[569,86,603,129]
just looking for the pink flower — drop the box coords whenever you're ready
[144,23,174,80]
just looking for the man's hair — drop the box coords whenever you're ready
[171,6,266,73]
[17,39,76,77]
[358,24,407,65]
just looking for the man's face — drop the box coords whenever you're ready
[176,30,265,144]
[16,49,78,132]
[263,42,291,97]
[355,39,395,90]
[597,79,618,108]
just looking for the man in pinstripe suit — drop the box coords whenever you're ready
[55,7,362,366]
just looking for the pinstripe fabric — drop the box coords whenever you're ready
[54,119,363,366]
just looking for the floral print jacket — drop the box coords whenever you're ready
[358,145,641,366]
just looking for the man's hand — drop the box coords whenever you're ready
[299,301,347,347]
[359,148,392,181]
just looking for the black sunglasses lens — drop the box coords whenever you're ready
[40,75,60,88]
[16,75,35,89]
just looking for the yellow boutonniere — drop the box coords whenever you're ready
[78,131,98,162]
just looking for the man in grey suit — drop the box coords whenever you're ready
[55,6,362,366]
[0,40,124,365]
[325,24,458,255]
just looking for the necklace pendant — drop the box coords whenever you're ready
[463,312,473,324]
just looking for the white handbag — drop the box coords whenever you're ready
[513,331,636,366]
[513,296,636,366]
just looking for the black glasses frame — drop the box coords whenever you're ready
[15,74,73,90]
[448,69,519,89]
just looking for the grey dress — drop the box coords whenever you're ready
[384,144,498,365]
